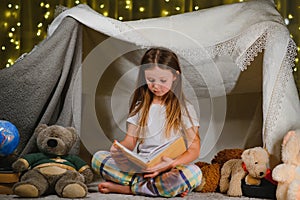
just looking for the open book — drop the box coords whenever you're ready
[113,136,186,169]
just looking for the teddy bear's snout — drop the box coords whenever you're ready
[47,139,58,148]
[259,171,265,177]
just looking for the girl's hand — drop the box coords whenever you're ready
[110,142,132,172]
[143,156,174,178]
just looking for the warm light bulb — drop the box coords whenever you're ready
[45,4,50,8]
[288,14,293,19]
[40,2,45,7]
[100,4,105,9]
[17,22,21,26]
[118,16,123,20]
[1,46,5,51]
[37,30,42,36]
[194,6,199,10]
[44,11,50,19]
[75,0,80,5]
[175,7,180,11]
[162,10,169,16]
[285,18,290,25]
[5,11,12,18]
[37,23,43,28]
[11,27,15,32]
[103,11,108,16]
[15,5,19,9]
[8,4,12,8]
[15,45,20,50]
[8,32,13,37]
[139,7,145,12]
[4,22,8,27]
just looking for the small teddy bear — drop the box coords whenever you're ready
[12,124,94,198]
[219,147,269,197]
[194,148,244,193]
[272,130,300,200]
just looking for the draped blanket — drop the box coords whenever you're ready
[0,0,299,168]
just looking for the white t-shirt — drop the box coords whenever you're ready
[127,103,199,157]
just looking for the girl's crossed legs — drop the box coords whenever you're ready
[91,151,202,198]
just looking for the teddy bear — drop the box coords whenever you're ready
[194,148,244,193]
[272,130,300,200]
[11,124,94,198]
[194,161,221,193]
[219,147,269,197]
[211,148,244,167]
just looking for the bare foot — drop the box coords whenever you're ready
[98,181,132,194]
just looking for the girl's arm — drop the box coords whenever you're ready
[171,126,200,167]
[119,123,138,151]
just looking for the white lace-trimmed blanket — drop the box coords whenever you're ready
[0,0,299,168]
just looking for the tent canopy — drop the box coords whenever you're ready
[0,0,299,168]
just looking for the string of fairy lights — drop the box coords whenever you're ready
[0,0,299,92]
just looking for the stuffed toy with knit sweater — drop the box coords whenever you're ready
[11,124,93,198]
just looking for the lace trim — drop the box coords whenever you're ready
[237,32,268,71]
[206,27,268,71]
[210,37,238,58]
[264,38,297,145]
[205,24,297,148]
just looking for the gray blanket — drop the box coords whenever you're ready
[0,17,82,166]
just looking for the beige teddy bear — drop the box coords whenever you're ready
[219,147,269,197]
[272,130,300,200]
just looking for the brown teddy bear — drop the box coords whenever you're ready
[194,161,221,193]
[272,130,300,200]
[219,147,269,197]
[211,148,244,167]
[11,124,94,198]
[194,148,244,193]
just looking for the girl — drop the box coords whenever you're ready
[92,47,202,197]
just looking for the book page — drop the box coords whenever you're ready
[113,136,186,170]
[147,136,181,160]
[113,141,149,165]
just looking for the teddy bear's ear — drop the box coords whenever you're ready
[241,148,252,160]
[34,124,48,135]
[19,124,48,155]
[66,127,78,141]
[66,127,77,134]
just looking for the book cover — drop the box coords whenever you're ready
[113,136,186,169]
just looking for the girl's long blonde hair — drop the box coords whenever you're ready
[129,48,193,139]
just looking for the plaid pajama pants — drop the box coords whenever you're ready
[91,151,202,197]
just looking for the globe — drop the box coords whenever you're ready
[0,120,20,156]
